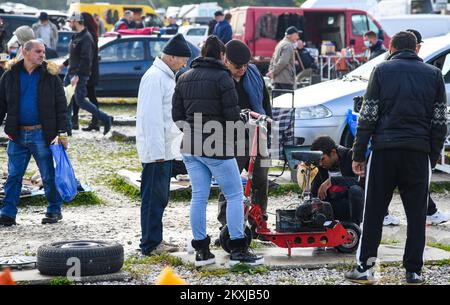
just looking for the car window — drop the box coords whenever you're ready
[186,28,206,36]
[149,39,167,59]
[429,51,450,83]
[351,14,368,36]
[367,16,380,36]
[99,40,145,62]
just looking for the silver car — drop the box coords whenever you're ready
[273,34,450,147]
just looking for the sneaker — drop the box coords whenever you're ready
[229,249,264,266]
[41,213,63,224]
[195,248,215,267]
[406,271,425,285]
[383,214,400,226]
[150,241,179,255]
[82,123,100,132]
[103,116,113,135]
[0,215,16,226]
[344,267,377,285]
[427,211,450,225]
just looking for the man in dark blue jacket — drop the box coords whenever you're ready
[346,31,447,285]
[213,13,232,44]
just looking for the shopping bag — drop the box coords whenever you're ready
[50,144,77,202]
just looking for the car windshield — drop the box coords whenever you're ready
[346,37,450,81]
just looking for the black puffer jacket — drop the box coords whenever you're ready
[172,57,241,159]
[353,50,447,167]
[0,60,67,146]
[369,39,387,60]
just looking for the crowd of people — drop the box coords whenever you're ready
[0,7,450,285]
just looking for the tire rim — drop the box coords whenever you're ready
[59,242,106,249]
[341,228,358,249]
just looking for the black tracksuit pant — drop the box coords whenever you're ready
[358,149,430,274]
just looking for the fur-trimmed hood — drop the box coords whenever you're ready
[5,58,59,76]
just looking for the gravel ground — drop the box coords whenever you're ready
[1,115,450,285]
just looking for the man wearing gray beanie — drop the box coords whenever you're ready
[136,33,191,256]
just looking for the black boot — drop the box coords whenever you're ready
[191,236,215,267]
[229,238,264,266]
[103,116,113,135]
[82,117,100,131]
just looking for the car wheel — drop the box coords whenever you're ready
[37,240,124,276]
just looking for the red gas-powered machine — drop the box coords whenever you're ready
[219,111,361,256]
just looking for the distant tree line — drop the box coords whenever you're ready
[13,0,306,11]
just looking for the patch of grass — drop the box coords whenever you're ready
[427,242,450,252]
[429,181,450,194]
[268,183,301,197]
[49,277,72,285]
[230,263,270,275]
[110,132,135,143]
[380,239,401,245]
[198,268,230,278]
[124,253,184,268]
[18,191,103,207]
[249,240,264,250]
[98,97,137,105]
[425,259,450,266]
[108,176,141,201]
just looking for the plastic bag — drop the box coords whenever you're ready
[50,144,77,202]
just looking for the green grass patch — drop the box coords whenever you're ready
[429,182,450,194]
[427,242,450,252]
[124,253,185,268]
[110,132,135,143]
[380,239,401,245]
[18,191,103,207]
[198,268,230,278]
[230,263,270,275]
[425,259,450,266]
[49,277,72,285]
[98,98,137,105]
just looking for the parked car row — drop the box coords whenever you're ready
[272,33,450,148]
[52,34,200,97]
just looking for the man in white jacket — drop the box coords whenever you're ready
[136,33,191,256]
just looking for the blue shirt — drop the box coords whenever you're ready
[213,20,232,44]
[19,69,41,126]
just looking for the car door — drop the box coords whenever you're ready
[428,50,450,105]
[97,38,148,97]
[185,27,207,47]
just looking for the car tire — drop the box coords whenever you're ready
[37,240,124,276]
[340,127,355,148]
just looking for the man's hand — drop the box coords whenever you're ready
[318,178,332,200]
[266,70,273,79]
[51,136,69,150]
[352,161,366,177]
[70,75,79,87]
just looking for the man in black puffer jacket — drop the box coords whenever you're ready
[346,31,447,285]
[0,40,67,226]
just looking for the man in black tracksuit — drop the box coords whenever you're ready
[346,32,447,285]
[310,136,364,226]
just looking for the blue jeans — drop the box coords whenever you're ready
[64,74,110,134]
[0,129,63,218]
[139,161,172,254]
[182,154,244,241]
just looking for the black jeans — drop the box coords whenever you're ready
[358,150,429,274]
[328,185,364,226]
[139,161,172,254]
[217,155,269,227]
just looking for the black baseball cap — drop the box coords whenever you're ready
[406,29,423,44]
[39,12,49,21]
[285,26,302,35]
[214,11,224,17]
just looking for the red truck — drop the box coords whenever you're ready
[230,6,390,72]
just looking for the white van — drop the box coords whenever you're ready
[301,0,380,15]
[377,14,450,39]
[377,0,447,16]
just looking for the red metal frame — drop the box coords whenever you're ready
[245,111,354,256]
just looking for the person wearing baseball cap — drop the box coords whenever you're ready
[32,12,58,49]
[267,26,299,95]
[208,10,224,35]
[62,10,113,136]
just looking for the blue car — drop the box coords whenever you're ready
[53,34,200,98]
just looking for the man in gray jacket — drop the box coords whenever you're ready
[32,12,58,50]
[267,26,299,97]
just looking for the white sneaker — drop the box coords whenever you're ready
[383,214,400,226]
[427,211,450,225]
